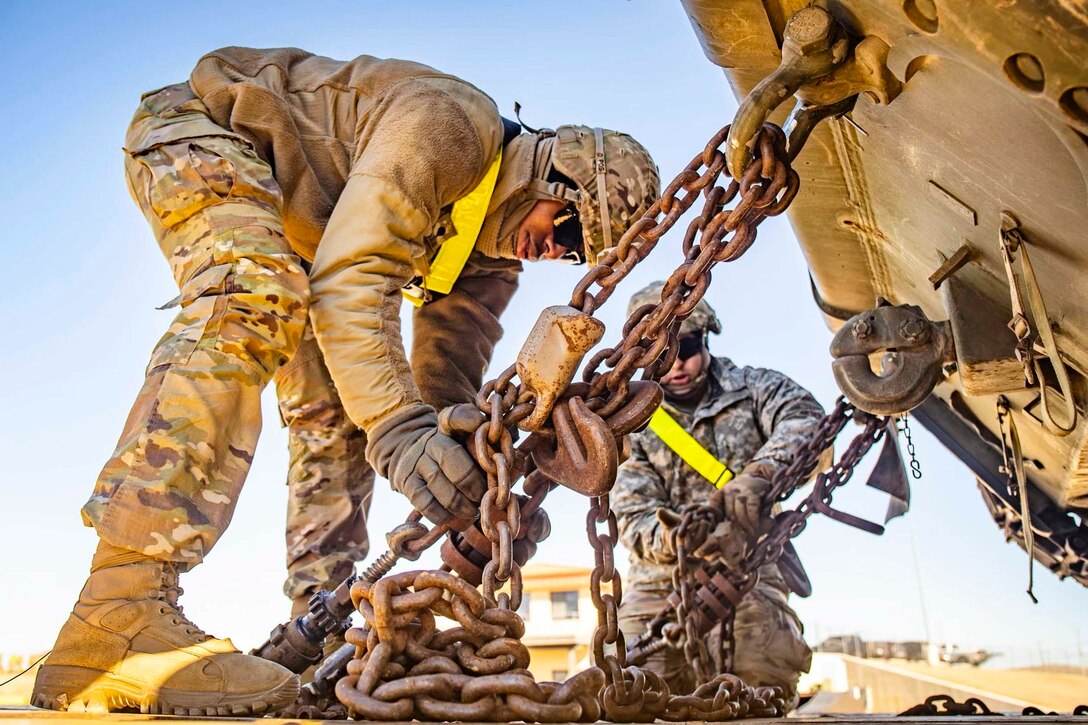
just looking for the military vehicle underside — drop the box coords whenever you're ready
[681,0,1088,585]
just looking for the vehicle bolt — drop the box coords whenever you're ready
[785,6,834,56]
[853,320,871,338]
[901,319,928,342]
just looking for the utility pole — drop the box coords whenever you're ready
[1077,631,1085,676]
[906,515,932,644]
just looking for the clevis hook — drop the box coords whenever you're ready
[530,396,619,497]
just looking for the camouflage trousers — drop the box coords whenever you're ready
[82,84,373,604]
[618,566,812,705]
[276,325,373,610]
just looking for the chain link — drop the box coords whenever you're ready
[900,695,1088,717]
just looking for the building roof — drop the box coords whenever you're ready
[521,563,593,592]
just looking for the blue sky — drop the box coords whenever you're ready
[0,1,1084,668]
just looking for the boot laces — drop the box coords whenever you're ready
[157,562,211,642]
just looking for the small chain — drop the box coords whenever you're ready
[996,400,1014,494]
[897,414,922,479]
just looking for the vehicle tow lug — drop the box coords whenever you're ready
[727,3,902,177]
[830,301,956,416]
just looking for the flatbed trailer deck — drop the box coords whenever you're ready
[3,709,1087,725]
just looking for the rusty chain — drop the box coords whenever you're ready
[626,399,888,683]
[900,694,1088,717]
[896,692,1088,714]
[900,695,995,717]
[335,569,605,722]
[333,121,810,721]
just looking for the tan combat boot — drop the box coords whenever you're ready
[32,542,299,715]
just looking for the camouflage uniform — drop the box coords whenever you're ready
[614,356,822,701]
[274,325,373,609]
[99,82,373,594]
[80,43,513,576]
[83,83,311,565]
[82,49,659,600]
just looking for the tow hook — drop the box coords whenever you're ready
[830,301,955,415]
[726,2,902,177]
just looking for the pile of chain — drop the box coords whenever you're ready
[335,569,603,721]
[334,122,806,722]
[899,694,1088,717]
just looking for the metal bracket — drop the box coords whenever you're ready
[726,4,903,177]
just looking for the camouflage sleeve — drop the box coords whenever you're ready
[309,80,503,430]
[613,434,677,566]
[411,252,522,410]
[746,368,825,473]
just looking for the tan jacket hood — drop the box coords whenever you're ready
[475,133,561,259]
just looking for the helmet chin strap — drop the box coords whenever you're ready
[593,127,612,254]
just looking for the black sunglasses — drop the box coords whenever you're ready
[677,334,706,361]
[553,204,586,265]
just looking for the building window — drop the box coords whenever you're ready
[516,592,531,620]
[552,670,568,681]
[551,590,579,619]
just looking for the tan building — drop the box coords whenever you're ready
[518,563,596,682]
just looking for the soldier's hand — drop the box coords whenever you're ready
[437,403,487,440]
[718,462,775,534]
[656,508,684,555]
[367,404,487,527]
[693,519,748,567]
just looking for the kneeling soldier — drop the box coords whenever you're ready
[614,281,820,706]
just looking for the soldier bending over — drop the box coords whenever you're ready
[33,47,659,713]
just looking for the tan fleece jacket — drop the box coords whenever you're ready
[190,47,510,429]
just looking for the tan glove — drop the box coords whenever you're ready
[656,508,684,556]
[366,403,487,527]
[718,461,775,535]
[660,507,749,567]
[693,519,749,567]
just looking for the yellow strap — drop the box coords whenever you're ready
[402,149,503,307]
[648,407,735,489]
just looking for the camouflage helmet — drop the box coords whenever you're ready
[551,125,660,264]
[627,281,722,337]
